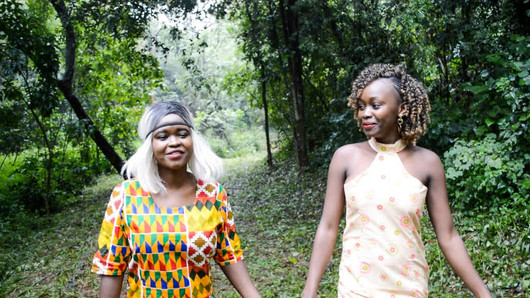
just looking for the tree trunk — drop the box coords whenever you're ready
[50,0,124,173]
[26,102,52,215]
[513,0,530,35]
[279,0,308,171]
[60,91,125,173]
[261,64,273,166]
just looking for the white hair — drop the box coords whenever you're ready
[121,101,223,194]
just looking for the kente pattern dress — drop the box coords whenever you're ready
[338,138,429,297]
[92,179,242,298]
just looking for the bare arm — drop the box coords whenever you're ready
[99,275,124,298]
[220,261,261,297]
[426,154,491,297]
[302,149,346,298]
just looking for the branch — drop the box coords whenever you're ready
[49,0,76,95]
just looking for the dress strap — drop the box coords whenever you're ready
[368,138,406,154]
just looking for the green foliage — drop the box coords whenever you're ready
[215,156,338,296]
[423,206,529,296]
[0,0,170,214]
[0,0,60,117]
[310,97,364,167]
[209,127,264,159]
[76,35,164,157]
[228,0,407,164]
[444,134,528,208]
[443,34,529,208]
[151,18,265,159]
[466,35,529,143]
[1,145,111,214]
[0,174,123,297]
[224,0,529,171]
[0,100,26,154]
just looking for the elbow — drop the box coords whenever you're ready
[317,219,340,236]
[436,228,460,249]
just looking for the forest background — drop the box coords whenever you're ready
[0,0,528,296]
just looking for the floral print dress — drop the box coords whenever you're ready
[338,138,429,297]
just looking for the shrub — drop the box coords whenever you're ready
[209,127,264,158]
[443,134,529,209]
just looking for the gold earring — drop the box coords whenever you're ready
[397,115,403,131]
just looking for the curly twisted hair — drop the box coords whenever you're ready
[347,63,431,146]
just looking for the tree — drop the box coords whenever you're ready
[0,0,195,213]
[278,0,308,170]
[50,0,125,172]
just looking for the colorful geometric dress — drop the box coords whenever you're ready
[338,138,429,297]
[92,179,242,298]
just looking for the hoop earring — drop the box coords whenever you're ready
[397,114,403,131]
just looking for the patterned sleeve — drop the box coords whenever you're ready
[92,182,131,275]
[214,183,243,266]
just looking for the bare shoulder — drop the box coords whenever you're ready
[408,145,444,173]
[333,141,370,160]
[410,146,441,162]
[330,141,374,180]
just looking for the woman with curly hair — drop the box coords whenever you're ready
[92,101,260,297]
[302,64,490,297]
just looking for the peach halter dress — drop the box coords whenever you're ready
[338,138,429,297]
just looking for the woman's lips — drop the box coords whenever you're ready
[167,150,184,159]
[363,123,376,129]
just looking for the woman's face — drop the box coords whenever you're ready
[151,113,193,173]
[357,78,404,144]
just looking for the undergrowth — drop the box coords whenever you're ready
[0,155,527,297]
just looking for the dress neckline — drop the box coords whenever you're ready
[148,179,202,211]
[368,137,406,154]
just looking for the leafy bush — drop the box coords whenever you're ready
[423,205,529,296]
[1,145,113,215]
[443,35,529,209]
[209,127,265,158]
[444,134,529,208]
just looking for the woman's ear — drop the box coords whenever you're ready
[399,102,407,116]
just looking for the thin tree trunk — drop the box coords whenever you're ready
[50,0,124,173]
[21,72,52,215]
[0,155,7,171]
[261,64,273,166]
[28,106,52,215]
[279,0,308,171]
[267,0,294,113]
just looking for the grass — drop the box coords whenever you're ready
[0,153,528,297]
[0,173,123,297]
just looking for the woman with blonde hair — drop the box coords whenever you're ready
[93,101,260,297]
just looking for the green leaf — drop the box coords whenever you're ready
[468,85,489,95]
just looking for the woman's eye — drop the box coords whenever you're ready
[358,105,365,111]
[178,133,189,138]
[373,103,381,109]
[155,132,167,139]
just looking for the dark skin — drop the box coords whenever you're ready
[302,78,491,297]
[99,114,261,298]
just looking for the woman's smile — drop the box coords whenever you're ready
[166,149,185,159]
[362,122,376,130]
[357,78,403,144]
[152,114,194,171]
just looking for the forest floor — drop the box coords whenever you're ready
[0,153,527,297]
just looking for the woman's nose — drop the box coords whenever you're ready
[168,135,180,146]
[360,107,373,118]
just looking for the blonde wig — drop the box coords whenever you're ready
[121,101,223,193]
